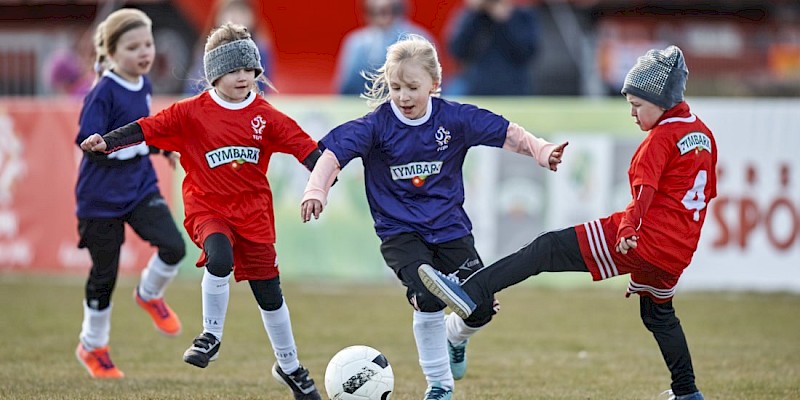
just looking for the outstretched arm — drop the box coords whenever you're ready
[301,149,341,222]
[502,122,568,171]
[80,121,145,153]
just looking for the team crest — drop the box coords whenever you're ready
[251,115,266,139]
[435,126,451,152]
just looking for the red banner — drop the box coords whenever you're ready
[0,97,176,273]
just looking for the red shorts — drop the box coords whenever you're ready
[192,217,279,282]
[575,215,681,303]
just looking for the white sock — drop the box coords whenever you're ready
[445,312,481,344]
[138,253,179,300]
[80,301,111,350]
[413,310,453,390]
[260,300,299,373]
[201,270,230,340]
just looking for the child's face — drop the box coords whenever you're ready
[388,60,438,120]
[109,26,155,83]
[215,68,257,102]
[626,94,665,131]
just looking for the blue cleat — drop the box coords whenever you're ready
[423,381,452,400]
[418,264,476,319]
[448,339,468,380]
[658,390,705,400]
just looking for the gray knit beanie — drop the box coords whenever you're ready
[621,45,688,110]
[203,39,263,85]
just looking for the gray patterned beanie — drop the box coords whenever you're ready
[203,39,263,85]
[621,45,688,110]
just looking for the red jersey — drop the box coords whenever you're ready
[138,90,317,244]
[618,101,717,274]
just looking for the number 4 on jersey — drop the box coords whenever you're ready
[681,170,707,221]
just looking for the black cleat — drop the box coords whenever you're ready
[183,332,220,368]
[271,363,321,400]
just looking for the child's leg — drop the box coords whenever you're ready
[128,192,185,300]
[640,296,699,396]
[77,218,125,348]
[249,277,299,373]
[183,233,232,368]
[200,233,233,340]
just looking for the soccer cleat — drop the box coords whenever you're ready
[423,381,453,400]
[183,332,220,368]
[418,264,476,319]
[134,287,182,336]
[448,339,468,380]
[75,343,124,379]
[658,389,705,400]
[271,363,322,400]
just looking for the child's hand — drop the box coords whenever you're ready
[301,199,324,222]
[616,235,638,254]
[548,141,568,171]
[80,134,107,153]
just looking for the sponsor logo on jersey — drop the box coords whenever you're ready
[677,132,712,155]
[435,126,451,152]
[251,115,266,140]
[390,161,443,181]
[205,146,260,168]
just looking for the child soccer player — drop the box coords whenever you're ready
[74,8,185,379]
[81,22,322,400]
[300,34,566,400]
[419,45,713,400]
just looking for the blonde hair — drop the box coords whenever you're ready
[94,8,152,78]
[204,22,275,93]
[362,34,442,108]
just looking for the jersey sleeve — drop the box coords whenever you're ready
[136,101,186,152]
[319,116,375,168]
[267,111,318,162]
[458,103,510,148]
[629,131,672,189]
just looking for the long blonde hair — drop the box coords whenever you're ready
[362,34,442,108]
[204,22,275,93]
[93,8,152,78]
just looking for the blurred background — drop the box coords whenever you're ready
[1,0,798,293]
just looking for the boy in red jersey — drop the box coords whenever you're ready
[81,22,321,400]
[418,45,714,400]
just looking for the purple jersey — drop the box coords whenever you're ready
[320,97,508,243]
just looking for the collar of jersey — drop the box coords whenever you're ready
[390,97,432,126]
[209,89,257,110]
[103,70,143,92]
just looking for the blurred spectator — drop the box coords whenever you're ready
[43,49,93,96]
[183,0,272,95]
[447,0,540,96]
[334,0,433,95]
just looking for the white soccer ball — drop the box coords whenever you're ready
[324,345,394,400]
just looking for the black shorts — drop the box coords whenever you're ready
[380,232,484,279]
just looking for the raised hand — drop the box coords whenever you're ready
[548,141,569,171]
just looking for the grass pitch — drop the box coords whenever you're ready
[1,274,798,399]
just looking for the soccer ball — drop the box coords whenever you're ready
[324,345,394,400]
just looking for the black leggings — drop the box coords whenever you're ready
[79,192,185,310]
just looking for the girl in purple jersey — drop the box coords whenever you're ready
[73,8,185,379]
[300,34,567,400]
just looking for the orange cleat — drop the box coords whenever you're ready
[75,343,124,379]
[134,287,182,336]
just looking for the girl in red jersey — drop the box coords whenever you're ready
[418,46,714,400]
[81,22,321,400]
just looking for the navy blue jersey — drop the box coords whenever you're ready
[320,97,509,243]
[75,71,158,218]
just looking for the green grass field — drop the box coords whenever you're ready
[1,274,798,399]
